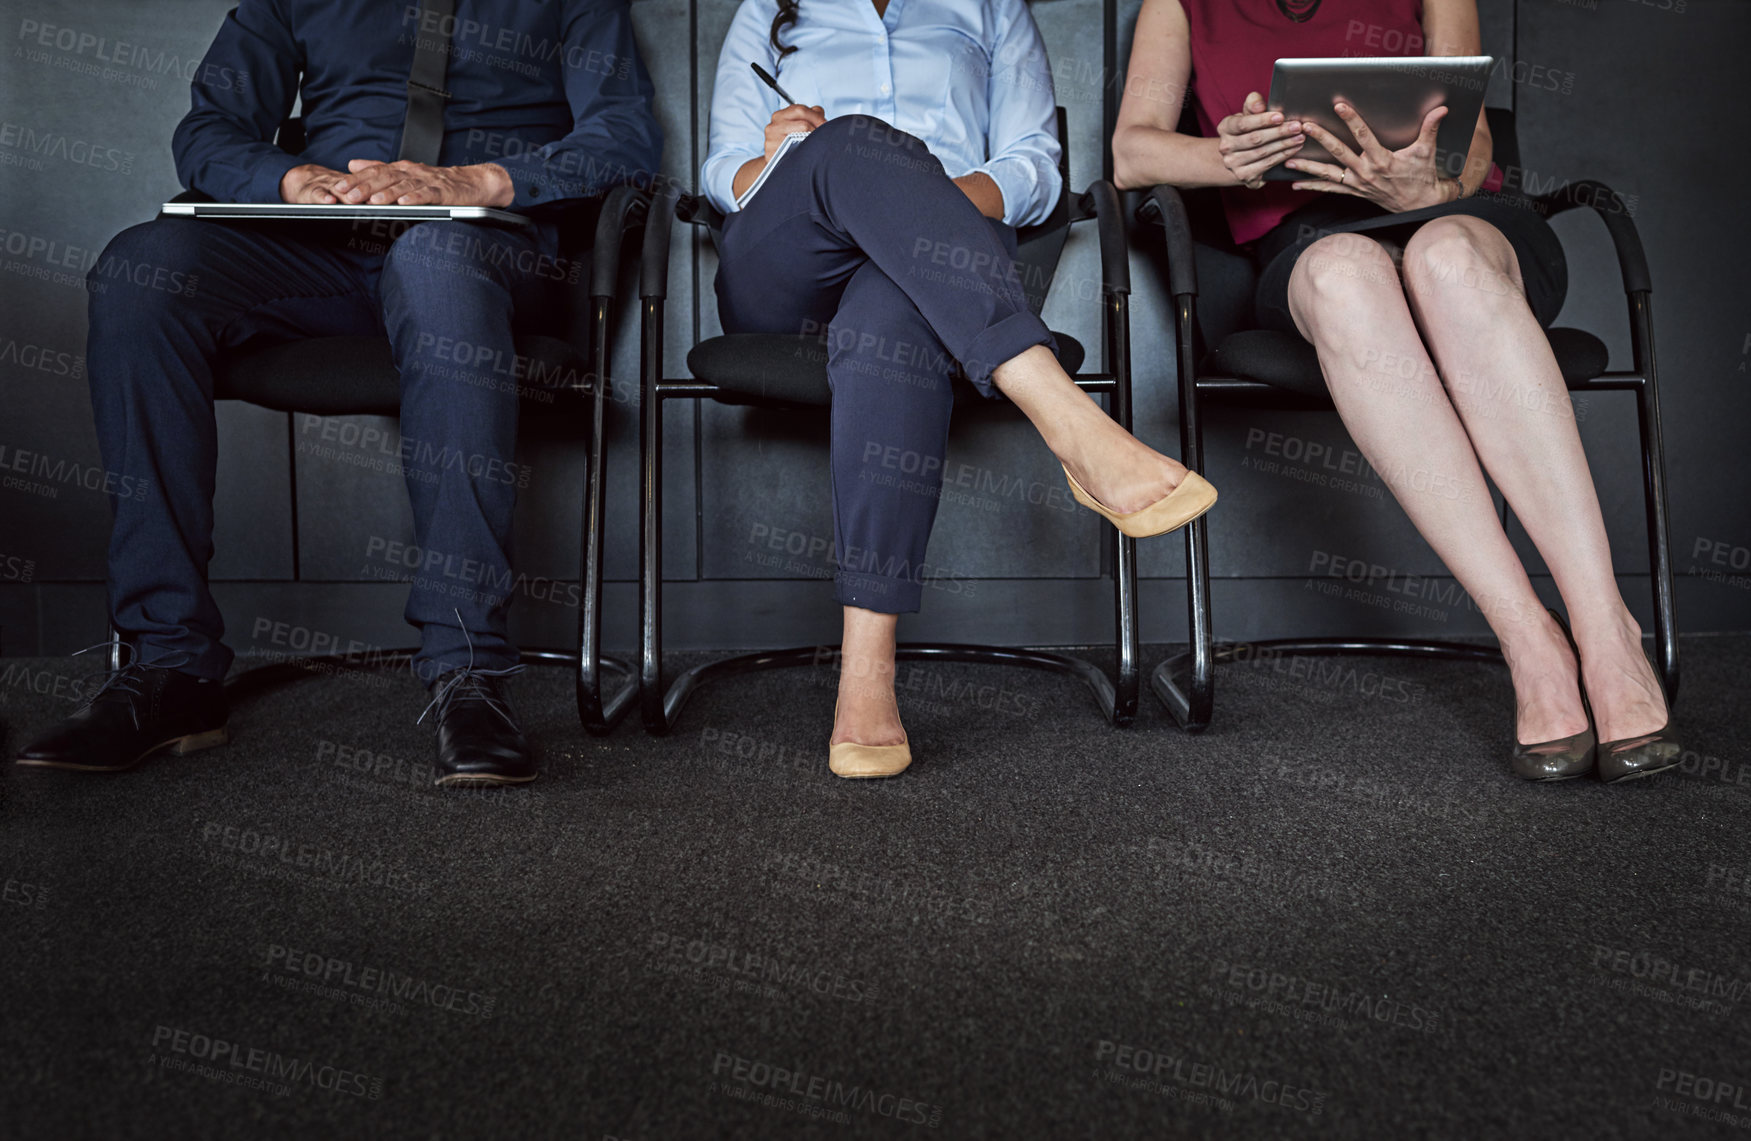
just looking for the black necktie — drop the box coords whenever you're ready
[398,0,457,165]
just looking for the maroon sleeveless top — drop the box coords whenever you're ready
[1181,0,1425,244]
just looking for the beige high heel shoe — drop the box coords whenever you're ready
[828,701,911,779]
[1063,465,1218,539]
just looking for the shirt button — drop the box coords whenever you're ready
[528,185,542,198]
[879,83,891,94]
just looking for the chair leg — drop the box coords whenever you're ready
[1177,513,1216,731]
[1631,293,1680,704]
[575,296,633,735]
[639,298,669,734]
[1151,511,1216,731]
[575,297,609,731]
[1106,290,1139,726]
[1153,294,1214,731]
[285,409,303,581]
[1111,528,1140,727]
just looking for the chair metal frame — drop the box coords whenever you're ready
[114,184,650,734]
[631,120,1145,734]
[1139,168,1679,733]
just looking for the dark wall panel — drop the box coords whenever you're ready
[1510,0,1751,624]
[0,0,292,595]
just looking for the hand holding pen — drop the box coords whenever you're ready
[751,62,824,164]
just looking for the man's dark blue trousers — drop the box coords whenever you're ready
[87,216,563,683]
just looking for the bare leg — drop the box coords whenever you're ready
[1400,216,1669,743]
[1286,232,1588,745]
[831,606,906,747]
[991,345,1188,515]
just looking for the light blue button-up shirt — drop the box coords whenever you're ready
[701,0,1062,228]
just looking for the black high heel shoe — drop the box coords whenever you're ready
[1510,609,1596,782]
[1592,646,1681,784]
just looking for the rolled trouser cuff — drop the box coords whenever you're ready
[834,569,924,615]
[961,310,1057,396]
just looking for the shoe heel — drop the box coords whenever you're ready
[171,726,230,755]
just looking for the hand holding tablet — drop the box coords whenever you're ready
[1258,55,1494,209]
[1288,100,1460,213]
[1215,91,1306,191]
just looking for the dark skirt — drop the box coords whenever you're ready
[1251,195,1569,334]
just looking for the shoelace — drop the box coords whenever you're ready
[417,665,525,730]
[68,641,196,729]
[416,616,524,730]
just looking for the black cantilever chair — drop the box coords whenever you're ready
[633,108,1147,734]
[1140,106,1678,733]
[133,120,645,733]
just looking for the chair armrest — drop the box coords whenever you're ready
[638,186,686,300]
[638,187,730,302]
[590,184,651,301]
[679,195,725,232]
[1536,179,1651,296]
[1135,184,1199,298]
[1073,181,1131,297]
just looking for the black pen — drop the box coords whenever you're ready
[750,62,796,105]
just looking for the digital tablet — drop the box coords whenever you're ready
[160,202,532,227]
[1263,56,1493,181]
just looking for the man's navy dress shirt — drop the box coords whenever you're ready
[172,0,663,209]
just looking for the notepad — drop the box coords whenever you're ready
[734,131,810,210]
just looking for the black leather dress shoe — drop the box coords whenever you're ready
[16,663,229,772]
[424,669,535,788]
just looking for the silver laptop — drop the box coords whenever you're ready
[1264,56,1493,181]
[161,202,531,226]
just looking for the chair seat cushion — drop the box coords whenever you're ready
[1202,331,1324,397]
[1203,326,1611,400]
[213,334,592,419]
[1543,326,1612,385]
[685,332,1086,407]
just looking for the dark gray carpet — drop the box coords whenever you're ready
[3,637,1749,1140]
